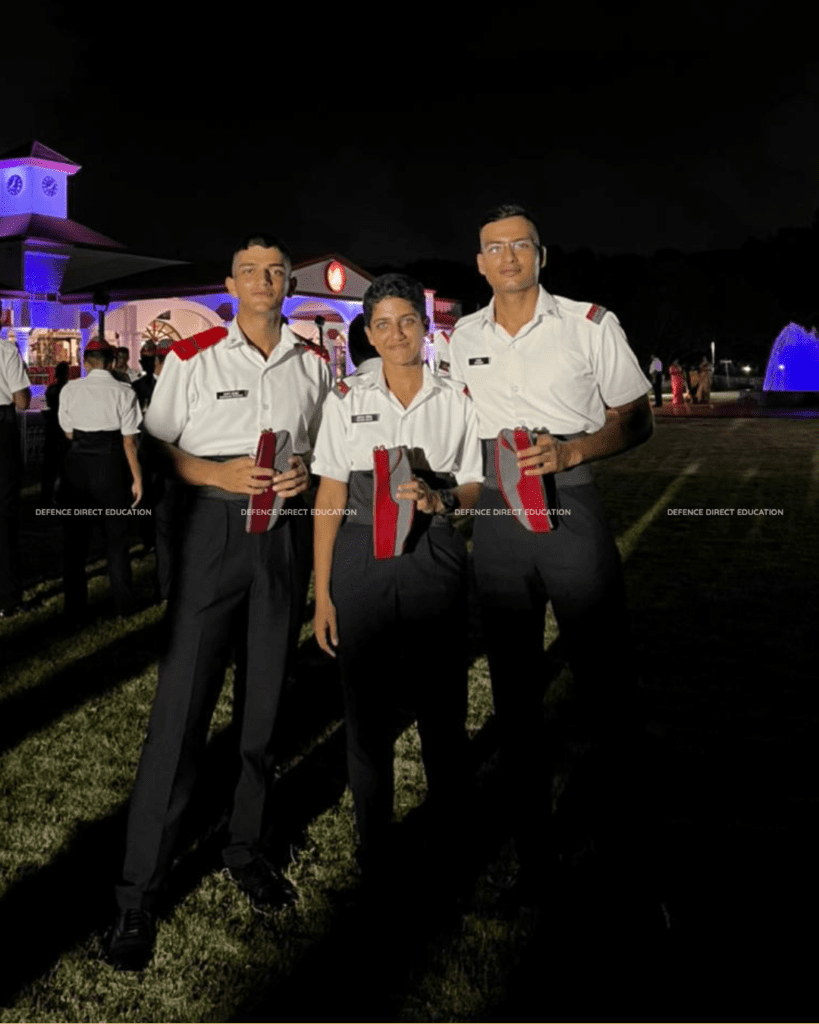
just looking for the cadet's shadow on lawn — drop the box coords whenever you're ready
[0,650,347,1006]
[0,616,166,757]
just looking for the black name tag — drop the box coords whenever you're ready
[351,414,379,423]
[468,357,491,366]
[216,390,249,399]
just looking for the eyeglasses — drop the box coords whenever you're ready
[481,239,539,258]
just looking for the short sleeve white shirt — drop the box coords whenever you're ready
[312,364,483,486]
[58,370,142,435]
[0,341,31,403]
[144,320,333,457]
[448,286,652,437]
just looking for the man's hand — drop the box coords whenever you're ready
[517,432,576,476]
[273,455,309,499]
[215,456,274,495]
[131,478,143,508]
[314,594,338,657]
[395,476,439,514]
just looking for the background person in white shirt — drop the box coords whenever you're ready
[0,337,31,617]
[58,338,142,621]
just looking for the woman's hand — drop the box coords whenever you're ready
[395,476,441,514]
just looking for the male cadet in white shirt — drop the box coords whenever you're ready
[59,338,143,621]
[448,204,653,903]
[0,336,31,617]
[107,235,333,971]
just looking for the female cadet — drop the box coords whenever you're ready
[311,273,483,877]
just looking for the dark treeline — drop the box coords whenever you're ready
[377,215,819,374]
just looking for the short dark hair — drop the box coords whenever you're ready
[85,350,114,370]
[362,273,426,327]
[231,234,292,274]
[480,204,541,245]
[346,313,380,367]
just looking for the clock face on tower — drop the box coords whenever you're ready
[42,176,58,197]
[6,175,23,196]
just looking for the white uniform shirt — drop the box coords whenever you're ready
[354,356,382,376]
[448,286,652,438]
[0,341,30,404]
[312,364,483,486]
[59,370,142,434]
[144,320,333,457]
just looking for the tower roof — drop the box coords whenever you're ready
[0,140,80,173]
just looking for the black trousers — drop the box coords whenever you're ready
[0,406,22,609]
[331,520,469,858]
[116,497,310,910]
[472,484,632,862]
[61,442,133,616]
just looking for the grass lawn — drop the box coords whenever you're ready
[1,417,817,1022]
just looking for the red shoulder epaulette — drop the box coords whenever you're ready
[334,379,350,397]
[586,304,607,325]
[171,326,229,360]
[298,337,331,363]
[440,331,450,345]
[463,384,471,397]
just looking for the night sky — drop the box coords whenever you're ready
[6,4,819,273]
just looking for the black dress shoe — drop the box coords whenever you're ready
[105,908,155,971]
[226,856,298,910]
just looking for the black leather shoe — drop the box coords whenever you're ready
[226,856,298,910]
[105,908,155,971]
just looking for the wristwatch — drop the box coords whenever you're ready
[437,488,460,514]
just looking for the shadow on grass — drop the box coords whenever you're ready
[0,652,347,1006]
[0,616,166,757]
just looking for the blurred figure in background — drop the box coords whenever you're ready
[132,342,158,412]
[697,357,713,405]
[668,358,689,409]
[648,353,663,408]
[346,312,381,374]
[58,339,142,623]
[42,361,71,505]
[0,336,31,617]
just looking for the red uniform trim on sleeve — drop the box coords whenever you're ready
[586,304,607,325]
[335,379,350,396]
[171,326,229,361]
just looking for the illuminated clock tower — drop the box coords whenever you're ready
[0,141,78,222]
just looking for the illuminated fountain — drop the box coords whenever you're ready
[762,322,819,406]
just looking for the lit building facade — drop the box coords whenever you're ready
[1,142,462,427]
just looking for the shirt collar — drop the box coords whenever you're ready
[226,317,300,356]
[368,361,440,399]
[480,285,561,328]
